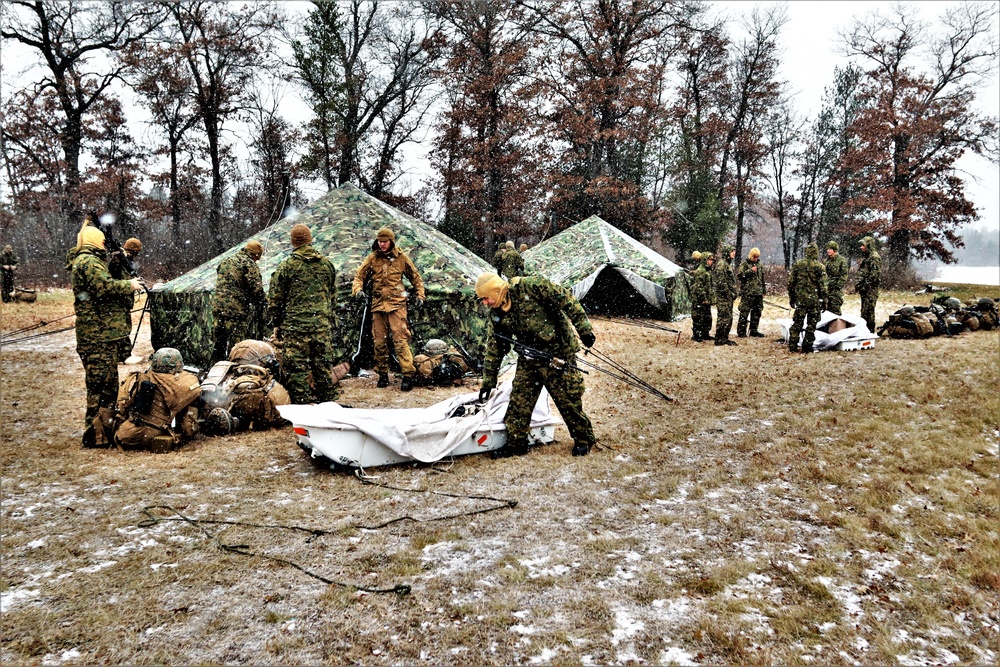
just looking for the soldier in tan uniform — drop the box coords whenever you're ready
[115,348,202,451]
[352,227,425,391]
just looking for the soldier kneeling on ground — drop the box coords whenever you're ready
[411,339,471,387]
[115,348,202,452]
[878,305,939,339]
[200,339,292,435]
[967,297,998,331]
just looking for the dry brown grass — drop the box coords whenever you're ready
[2,286,998,665]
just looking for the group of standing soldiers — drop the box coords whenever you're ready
[687,236,882,353]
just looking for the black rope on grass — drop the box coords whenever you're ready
[352,470,518,529]
[138,505,410,595]
[0,325,77,345]
[577,346,674,402]
[0,312,77,341]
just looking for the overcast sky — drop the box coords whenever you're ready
[736,0,1000,233]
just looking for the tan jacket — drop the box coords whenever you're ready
[116,370,202,447]
[352,246,425,312]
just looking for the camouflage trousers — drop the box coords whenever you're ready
[691,304,713,339]
[789,304,821,351]
[860,290,878,333]
[282,331,338,404]
[77,338,130,427]
[212,316,250,365]
[505,358,595,449]
[715,298,734,342]
[826,290,844,316]
[737,295,763,335]
[372,308,415,375]
[1,270,13,302]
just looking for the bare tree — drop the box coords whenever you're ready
[1,0,164,240]
[164,0,282,254]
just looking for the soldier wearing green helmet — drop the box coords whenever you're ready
[114,348,202,451]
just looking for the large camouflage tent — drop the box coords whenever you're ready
[149,183,493,370]
[523,215,689,320]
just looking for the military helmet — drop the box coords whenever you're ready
[898,305,915,316]
[691,250,702,261]
[205,407,236,436]
[150,347,184,374]
[978,297,996,311]
[423,339,448,356]
[944,297,962,310]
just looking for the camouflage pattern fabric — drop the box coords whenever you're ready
[1,248,17,302]
[787,244,828,352]
[713,256,736,343]
[481,276,596,452]
[268,244,338,404]
[106,250,139,340]
[72,248,136,346]
[736,258,765,336]
[212,247,266,363]
[77,339,130,430]
[494,247,524,279]
[856,237,881,333]
[823,252,848,315]
[148,183,492,370]
[689,257,714,340]
[481,276,593,383]
[506,358,595,450]
[523,215,689,320]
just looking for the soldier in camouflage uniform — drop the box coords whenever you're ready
[106,237,143,354]
[352,227,425,391]
[267,224,339,404]
[1,244,17,303]
[71,225,144,447]
[713,245,737,345]
[690,252,715,342]
[476,271,597,458]
[211,240,266,364]
[787,243,828,353]
[823,241,848,316]
[736,247,765,337]
[856,236,881,333]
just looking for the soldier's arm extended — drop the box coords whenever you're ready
[405,254,425,301]
[536,279,592,338]
[266,263,286,330]
[351,255,373,296]
[79,255,135,300]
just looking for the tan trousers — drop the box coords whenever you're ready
[371,308,415,375]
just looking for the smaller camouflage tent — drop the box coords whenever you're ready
[523,216,689,320]
[149,183,494,369]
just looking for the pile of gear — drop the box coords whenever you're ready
[879,296,998,339]
[111,340,295,451]
[410,339,473,387]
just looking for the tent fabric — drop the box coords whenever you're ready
[777,312,875,350]
[523,215,690,320]
[149,183,494,369]
[276,380,560,463]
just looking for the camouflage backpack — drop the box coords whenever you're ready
[412,340,470,386]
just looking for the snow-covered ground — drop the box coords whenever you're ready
[930,265,1000,286]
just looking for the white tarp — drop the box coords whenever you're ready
[777,311,876,350]
[276,380,561,463]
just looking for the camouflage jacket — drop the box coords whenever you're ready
[482,276,593,383]
[213,247,266,321]
[689,261,714,305]
[106,250,138,331]
[788,256,828,308]
[1,249,17,272]
[71,248,135,344]
[714,258,736,301]
[737,258,766,297]
[856,250,881,294]
[824,254,848,294]
[352,244,425,312]
[267,244,337,335]
[497,248,524,279]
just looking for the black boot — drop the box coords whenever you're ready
[377,373,389,388]
[400,375,413,392]
[490,438,529,459]
[750,331,766,338]
[571,442,592,457]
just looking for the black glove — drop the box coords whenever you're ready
[580,332,596,348]
[354,291,366,301]
[478,382,495,403]
[412,297,425,311]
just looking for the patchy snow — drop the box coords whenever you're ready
[659,646,699,666]
[0,587,40,613]
[41,648,82,665]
